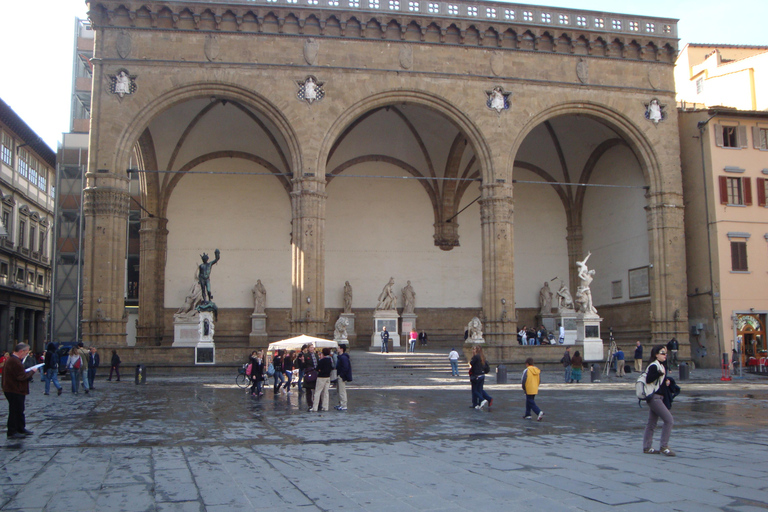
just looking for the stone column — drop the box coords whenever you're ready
[646,192,688,345]
[479,182,516,343]
[137,216,168,345]
[81,171,131,346]
[290,177,327,336]
[15,308,24,344]
[0,306,10,352]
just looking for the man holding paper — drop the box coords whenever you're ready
[2,343,38,439]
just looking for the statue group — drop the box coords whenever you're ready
[537,252,597,316]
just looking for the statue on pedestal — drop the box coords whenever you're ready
[198,249,220,303]
[402,280,416,314]
[252,279,266,314]
[334,316,349,341]
[538,282,553,315]
[575,252,597,315]
[343,281,353,314]
[467,317,483,341]
[376,277,397,311]
[175,268,203,319]
[556,280,574,312]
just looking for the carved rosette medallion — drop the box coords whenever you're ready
[109,68,137,98]
[296,76,325,104]
[399,45,413,70]
[576,58,588,84]
[116,30,132,59]
[486,86,511,113]
[204,35,220,62]
[304,38,319,66]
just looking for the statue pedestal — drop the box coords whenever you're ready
[173,311,215,347]
[465,336,485,344]
[576,313,603,361]
[371,310,400,348]
[400,313,417,336]
[340,312,356,344]
[249,313,268,345]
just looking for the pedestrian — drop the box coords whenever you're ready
[43,343,63,396]
[77,342,90,394]
[312,347,334,412]
[108,350,121,381]
[2,343,39,439]
[303,343,318,410]
[634,340,643,372]
[642,345,676,456]
[667,338,679,368]
[558,323,565,344]
[419,330,428,346]
[249,350,265,397]
[614,346,626,377]
[272,350,285,394]
[296,344,308,392]
[380,326,390,353]
[571,350,583,383]
[88,347,100,389]
[561,346,572,383]
[66,347,83,394]
[469,345,492,409]
[519,326,528,346]
[0,351,8,375]
[522,357,544,421]
[334,344,352,411]
[408,328,418,353]
[283,350,294,394]
[448,348,460,376]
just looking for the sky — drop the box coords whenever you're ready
[1,0,766,151]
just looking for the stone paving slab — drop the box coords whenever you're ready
[0,375,767,511]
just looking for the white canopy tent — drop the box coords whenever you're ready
[267,334,338,352]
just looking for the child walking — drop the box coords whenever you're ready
[522,357,544,421]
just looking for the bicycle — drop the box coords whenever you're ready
[236,364,249,389]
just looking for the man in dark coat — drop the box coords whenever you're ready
[2,343,38,439]
[335,345,353,411]
[88,347,100,390]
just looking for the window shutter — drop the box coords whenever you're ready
[738,126,748,148]
[758,178,766,207]
[731,242,739,270]
[744,177,752,205]
[754,127,762,149]
[714,124,724,147]
[719,176,728,204]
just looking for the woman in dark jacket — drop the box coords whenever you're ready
[249,350,265,397]
[469,345,492,409]
[283,350,295,394]
[642,345,675,456]
[272,350,284,394]
[108,350,121,381]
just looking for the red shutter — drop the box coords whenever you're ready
[719,176,729,204]
[744,177,752,205]
[758,178,766,207]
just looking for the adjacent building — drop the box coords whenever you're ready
[0,98,56,353]
[677,44,768,368]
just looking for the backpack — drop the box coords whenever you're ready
[635,361,663,404]
[483,361,490,374]
[267,362,275,377]
[245,363,253,376]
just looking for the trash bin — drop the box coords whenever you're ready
[679,362,689,381]
[135,364,147,385]
[496,364,507,384]
[590,363,601,383]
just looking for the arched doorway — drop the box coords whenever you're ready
[737,314,766,365]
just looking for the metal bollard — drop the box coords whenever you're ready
[496,364,507,384]
[678,362,689,381]
[135,364,147,385]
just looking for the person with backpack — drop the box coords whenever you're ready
[43,343,63,396]
[522,357,544,421]
[641,345,675,456]
[469,345,492,409]
[67,347,83,395]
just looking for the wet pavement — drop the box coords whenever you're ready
[2,370,768,511]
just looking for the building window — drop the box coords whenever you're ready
[594,18,604,28]
[348,0,359,6]
[18,219,25,248]
[696,78,704,95]
[486,7,495,17]
[757,178,768,207]
[752,127,768,150]
[51,185,55,199]
[731,241,748,271]
[629,21,638,31]
[467,6,477,16]
[663,24,672,33]
[612,19,621,30]
[559,14,569,24]
[719,176,752,206]
[523,11,533,22]
[428,2,438,13]
[388,0,399,10]
[29,225,36,252]
[1,210,9,235]
[17,149,29,178]
[0,262,8,277]
[37,274,43,287]
[646,22,655,32]
[29,159,38,188]
[715,125,746,148]
[39,230,46,256]
[576,16,586,27]
[15,268,24,283]
[370,0,379,8]
[0,132,12,167]
[27,271,34,285]
[504,9,514,20]
[408,1,418,11]
[38,168,47,192]
[541,13,551,23]
[328,0,339,6]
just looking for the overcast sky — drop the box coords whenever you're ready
[1,0,765,150]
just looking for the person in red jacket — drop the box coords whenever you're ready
[2,343,39,439]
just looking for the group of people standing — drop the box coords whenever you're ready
[517,325,552,345]
[246,343,352,412]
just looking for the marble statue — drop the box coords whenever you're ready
[115,71,131,96]
[304,77,317,101]
[647,99,662,124]
[575,252,597,315]
[198,248,220,303]
[175,269,203,318]
[490,87,505,112]
[402,280,416,314]
[343,281,353,314]
[556,280,574,311]
[334,315,349,341]
[467,317,483,341]
[538,282,553,315]
[252,279,266,314]
[376,277,397,311]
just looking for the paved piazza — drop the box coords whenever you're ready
[1,367,768,511]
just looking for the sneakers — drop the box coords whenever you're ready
[334,405,347,411]
[660,447,676,457]
[475,405,481,410]
[643,448,660,454]
[57,389,62,396]
[523,415,532,420]
[479,399,488,409]
[537,411,545,421]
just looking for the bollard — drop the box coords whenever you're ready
[496,364,507,384]
[135,364,147,385]
[590,363,601,382]
[678,362,689,381]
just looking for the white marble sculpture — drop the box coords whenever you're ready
[575,252,598,315]
[402,280,416,314]
[334,315,349,341]
[556,279,575,311]
[376,277,397,311]
[467,317,483,342]
[115,71,131,97]
[538,282,553,315]
[343,281,353,314]
[175,268,203,319]
[252,279,266,314]
[647,99,662,124]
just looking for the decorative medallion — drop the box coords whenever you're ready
[486,86,511,113]
[576,58,588,84]
[644,98,666,125]
[204,35,220,62]
[648,68,661,90]
[297,76,325,104]
[490,52,504,77]
[109,69,137,98]
[303,38,319,66]
[399,45,413,70]
[116,30,132,59]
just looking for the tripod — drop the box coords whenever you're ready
[603,332,617,376]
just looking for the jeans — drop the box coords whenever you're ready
[409,340,416,352]
[297,368,305,391]
[564,365,572,383]
[525,394,541,417]
[643,394,674,450]
[109,365,120,380]
[284,370,293,390]
[381,339,389,353]
[250,378,263,395]
[273,371,285,392]
[70,368,80,393]
[80,367,90,391]
[88,367,97,388]
[470,376,491,406]
[44,368,62,394]
[450,360,459,376]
